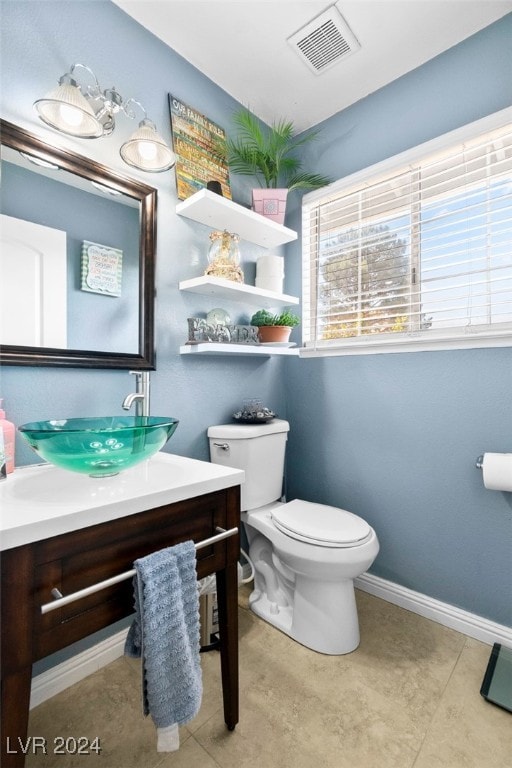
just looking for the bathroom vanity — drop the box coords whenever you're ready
[0,453,244,767]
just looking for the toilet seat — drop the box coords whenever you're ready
[271,499,372,548]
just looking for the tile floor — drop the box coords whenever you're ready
[27,586,511,768]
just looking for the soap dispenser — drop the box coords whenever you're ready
[0,399,15,474]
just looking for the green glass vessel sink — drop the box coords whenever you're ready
[18,416,179,477]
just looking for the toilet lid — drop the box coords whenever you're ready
[271,499,372,548]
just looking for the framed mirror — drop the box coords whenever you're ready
[0,119,157,368]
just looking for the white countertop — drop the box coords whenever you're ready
[0,452,245,551]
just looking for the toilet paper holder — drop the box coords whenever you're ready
[475,452,512,492]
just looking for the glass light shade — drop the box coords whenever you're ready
[34,82,104,138]
[20,152,60,170]
[120,119,176,172]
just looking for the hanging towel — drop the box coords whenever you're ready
[125,540,202,752]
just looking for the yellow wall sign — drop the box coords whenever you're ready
[169,95,232,201]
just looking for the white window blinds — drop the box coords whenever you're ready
[302,112,512,353]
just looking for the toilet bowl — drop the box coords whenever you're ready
[208,419,379,655]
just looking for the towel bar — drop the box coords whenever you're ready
[41,526,239,615]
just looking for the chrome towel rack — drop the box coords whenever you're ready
[41,526,238,615]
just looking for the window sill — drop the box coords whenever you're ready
[300,332,512,357]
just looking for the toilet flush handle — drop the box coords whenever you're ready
[213,442,230,451]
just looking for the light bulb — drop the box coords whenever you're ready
[137,140,158,161]
[58,103,85,128]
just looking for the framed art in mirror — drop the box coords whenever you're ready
[0,119,156,369]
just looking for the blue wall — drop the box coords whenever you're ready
[0,0,289,470]
[1,1,510,632]
[284,14,512,626]
[2,161,139,351]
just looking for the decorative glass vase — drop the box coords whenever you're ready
[205,230,244,283]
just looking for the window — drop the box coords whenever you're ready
[302,109,512,355]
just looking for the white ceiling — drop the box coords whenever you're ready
[113,0,512,132]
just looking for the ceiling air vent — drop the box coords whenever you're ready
[287,6,360,75]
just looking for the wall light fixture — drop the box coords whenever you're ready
[34,63,176,173]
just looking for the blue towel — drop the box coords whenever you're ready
[125,541,202,737]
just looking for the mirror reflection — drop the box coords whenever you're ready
[0,120,157,369]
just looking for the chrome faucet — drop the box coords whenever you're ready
[122,371,150,418]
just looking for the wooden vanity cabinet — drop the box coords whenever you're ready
[1,486,240,768]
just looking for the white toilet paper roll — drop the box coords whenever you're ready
[257,255,284,276]
[256,275,284,293]
[482,453,512,492]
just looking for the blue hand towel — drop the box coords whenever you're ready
[125,540,202,748]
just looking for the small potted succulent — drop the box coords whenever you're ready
[250,308,300,343]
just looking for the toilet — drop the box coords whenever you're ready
[208,419,379,655]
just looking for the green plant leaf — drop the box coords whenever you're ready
[287,172,333,192]
[250,308,300,327]
[225,109,332,192]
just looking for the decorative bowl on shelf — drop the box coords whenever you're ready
[18,416,179,477]
[232,400,275,424]
[233,413,275,424]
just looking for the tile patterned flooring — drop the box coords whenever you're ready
[27,587,511,767]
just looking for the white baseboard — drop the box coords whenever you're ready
[30,628,129,710]
[31,576,511,708]
[355,572,512,647]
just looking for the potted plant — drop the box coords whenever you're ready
[250,308,300,343]
[223,109,332,224]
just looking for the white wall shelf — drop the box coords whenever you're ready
[175,189,298,248]
[179,276,299,308]
[177,190,300,358]
[180,343,299,357]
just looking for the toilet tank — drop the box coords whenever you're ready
[208,419,289,512]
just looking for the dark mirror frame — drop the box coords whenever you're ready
[0,119,157,369]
